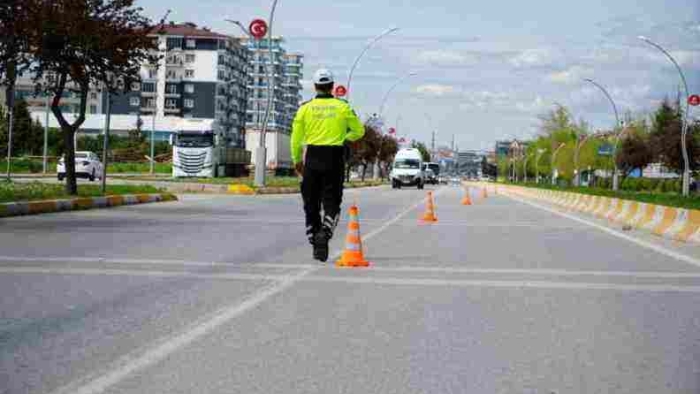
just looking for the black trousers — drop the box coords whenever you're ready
[301,145,346,244]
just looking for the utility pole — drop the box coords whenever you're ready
[43,93,50,173]
[431,131,435,161]
[101,90,111,194]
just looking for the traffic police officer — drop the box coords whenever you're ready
[291,68,365,262]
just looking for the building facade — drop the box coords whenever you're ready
[3,22,250,146]
[241,36,304,170]
[107,22,250,145]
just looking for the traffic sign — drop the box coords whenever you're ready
[689,94,700,107]
[249,19,268,40]
[334,85,347,97]
[598,144,613,156]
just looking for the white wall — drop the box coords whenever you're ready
[187,51,218,83]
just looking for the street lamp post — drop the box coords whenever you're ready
[638,36,692,196]
[253,0,280,187]
[574,134,591,187]
[346,27,399,101]
[551,142,566,186]
[524,151,535,183]
[535,148,545,184]
[583,78,622,191]
[373,71,417,179]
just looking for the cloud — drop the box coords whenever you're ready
[547,66,593,85]
[669,50,700,68]
[457,90,547,114]
[415,84,457,97]
[414,50,477,66]
[509,48,556,68]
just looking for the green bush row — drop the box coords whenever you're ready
[619,177,681,193]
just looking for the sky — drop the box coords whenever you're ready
[140,0,700,152]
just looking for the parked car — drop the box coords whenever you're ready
[57,151,104,182]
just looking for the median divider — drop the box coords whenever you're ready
[470,182,700,245]
[0,193,178,219]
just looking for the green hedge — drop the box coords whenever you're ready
[0,181,163,203]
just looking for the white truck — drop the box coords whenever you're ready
[171,119,250,178]
[390,148,425,189]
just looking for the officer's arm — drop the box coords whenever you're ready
[290,106,306,164]
[344,104,365,142]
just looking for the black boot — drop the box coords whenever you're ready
[312,230,329,262]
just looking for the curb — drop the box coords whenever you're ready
[0,193,178,219]
[493,184,700,245]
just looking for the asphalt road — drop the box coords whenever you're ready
[2,184,700,394]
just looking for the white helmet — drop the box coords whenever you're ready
[313,68,334,85]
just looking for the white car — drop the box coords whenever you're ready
[57,151,104,182]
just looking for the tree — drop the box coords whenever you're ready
[616,130,652,178]
[537,103,574,137]
[12,99,44,155]
[26,0,160,194]
[378,134,398,178]
[411,141,431,162]
[0,0,36,176]
[649,98,700,174]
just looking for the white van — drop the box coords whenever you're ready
[390,148,425,189]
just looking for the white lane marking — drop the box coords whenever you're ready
[5,262,700,280]
[49,190,429,394]
[50,267,311,394]
[506,193,700,269]
[8,266,700,294]
[303,275,700,293]
[369,266,700,278]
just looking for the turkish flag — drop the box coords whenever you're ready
[388,127,396,134]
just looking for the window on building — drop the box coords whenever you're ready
[185,69,194,78]
[184,99,194,108]
[148,68,157,79]
[184,84,194,94]
[89,105,97,114]
[141,82,155,93]
[130,96,140,107]
[167,37,183,50]
[218,70,226,80]
[145,98,155,108]
[166,84,178,94]
[185,54,195,63]
[89,92,98,100]
[165,99,177,109]
[186,39,196,49]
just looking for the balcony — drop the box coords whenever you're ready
[164,92,180,98]
[140,91,156,97]
[140,106,156,113]
[164,107,181,114]
[166,59,185,68]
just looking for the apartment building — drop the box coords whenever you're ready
[241,36,304,171]
[107,22,250,146]
[2,22,249,147]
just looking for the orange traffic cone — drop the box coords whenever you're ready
[336,205,370,268]
[420,191,439,223]
[461,187,472,206]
